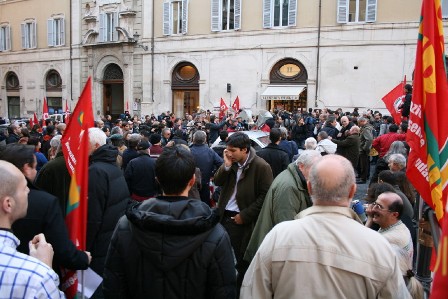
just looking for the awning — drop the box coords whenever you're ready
[261,85,306,100]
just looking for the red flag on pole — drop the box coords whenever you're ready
[381,80,405,124]
[407,0,448,223]
[29,117,34,128]
[219,98,228,120]
[42,97,49,120]
[232,96,240,112]
[65,100,71,125]
[60,77,94,298]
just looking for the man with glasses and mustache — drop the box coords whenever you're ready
[365,192,413,262]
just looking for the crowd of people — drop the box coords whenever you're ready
[0,85,423,299]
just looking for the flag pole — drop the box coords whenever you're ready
[81,270,85,299]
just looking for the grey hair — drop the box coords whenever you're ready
[350,125,360,133]
[304,137,317,150]
[88,127,107,148]
[384,141,407,161]
[358,116,368,122]
[388,153,407,168]
[111,126,121,135]
[193,130,207,144]
[317,131,328,139]
[309,155,355,203]
[296,150,321,168]
[50,135,62,149]
[279,127,288,139]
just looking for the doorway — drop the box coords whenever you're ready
[103,64,124,119]
[172,62,199,117]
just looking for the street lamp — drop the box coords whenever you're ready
[133,32,148,51]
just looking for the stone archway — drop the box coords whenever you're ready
[103,63,124,119]
[171,62,200,117]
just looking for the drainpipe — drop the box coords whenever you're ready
[69,0,73,102]
[315,0,322,108]
[151,0,155,103]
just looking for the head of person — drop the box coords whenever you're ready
[385,141,407,159]
[357,117,368,127]
[340,116,349,127]
[0,143,37,182]
[388,153,407,172]
[46,125,56,136]
[150,133,162,145]
[50,135,62,153]
[127,133,141,149]
[296,150,321,180]
[404,84,413,94]
[365,182,396,204]
[378,170,398,185]
[279,127,288,141]
[226,132,251,164]
[317,131,329,142]
[56,123,67,134]
[155,145,196,196]
[326,115,337,127]
[88,127,107,155]
[193,130,207,145]
[389,124,399,133]
[136,138,151,155]
[219,130,229,142]
[27,136,41,150]
[162,128,171,139]
[269,128,282,144]
[0,160,30,227]
[109,134,124,147]
[371,192,403,228]
[265,118,275,129]
[102,126,111,137]
[349,125,360,134]
[96,120,105,128]
[304,137,317,150]
[308,155,356,206]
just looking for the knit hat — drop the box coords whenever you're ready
[136,139,150,150]
[109,134,123,140]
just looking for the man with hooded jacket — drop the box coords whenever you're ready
[103,145,236,299]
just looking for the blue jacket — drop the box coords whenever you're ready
[190,144,223,186]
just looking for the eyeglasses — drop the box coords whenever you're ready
[371,201,394,212]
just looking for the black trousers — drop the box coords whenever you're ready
[359,151,370,181]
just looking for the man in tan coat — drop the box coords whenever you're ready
[240,155,410,299]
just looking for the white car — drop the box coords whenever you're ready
[211,130,270,151]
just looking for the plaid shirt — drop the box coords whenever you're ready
[0,230,65,299]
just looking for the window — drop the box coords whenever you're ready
[442,0,448,18]
[163,0,188,35]
[21,20,37,49]
[337,0,377,23]
[0,24,11,51]
[263,0,297,28]
[211,0,241,32]
[99,12,119,42]
[47,17,65,46]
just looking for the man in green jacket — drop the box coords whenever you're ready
[243,150,320,263]
[214,132,273,292]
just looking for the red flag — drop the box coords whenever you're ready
[126,100,129,112]
[432,202,448,298]
[219,98,228,120]
[381,80,405,124]
[29,117,34,128]
[65,100,71,124]
[407,0,448,224]
[42,97,49,120]
[232,96,240,112]
[61,77,94,298]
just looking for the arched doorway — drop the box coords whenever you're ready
[261,58,308,112]
[45,70,63,115]
[171,62,199,117]
[5,72,20,119]
[103,63,124,119]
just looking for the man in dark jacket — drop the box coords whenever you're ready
[399,84,412,119]
[331,125,361,170]
[208,115,229,145]
[103,145,236,299]
[214,132,273,291]
[87,128,130,299]
[124,138,158,201]
[0,144,91,279]
[321,115,339,140]
[5,124,21,144]
[257,128,289,178]
[190,130,223,205]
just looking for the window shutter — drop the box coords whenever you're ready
[163,1,171,36]
[21,23,26,48]
[443,0,448,18]
[337,0,348,24]
[288,0,297,27]
[31,22,37,48]
[366,0,377,23]
[181,0,188,34]
[6,26,10,50]
[234,0,241,30]
[263,0,272,28]
[99,13,106,42]
[113,12,119,41]
[60,18,65,46]
[47,19,54,46]
[211,0,221,32]
[0,28,4,51]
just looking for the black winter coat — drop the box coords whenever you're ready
[321,123,339,139]
[103,197,237,299]
[88,144,130,277]
[256,143,289,178]
[12,180,89,275]
[124,154,158,198]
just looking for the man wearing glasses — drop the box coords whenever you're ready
[365,192,413,260]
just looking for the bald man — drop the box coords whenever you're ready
[0,160,64,298]
[241,155,410,299]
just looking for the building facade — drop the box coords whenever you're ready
[1,0,446,120]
